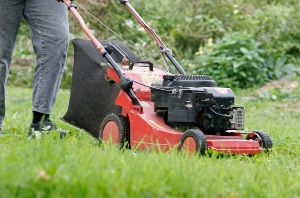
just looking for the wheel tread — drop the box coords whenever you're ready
[179,129,208,155]
[254,131,273,149]
[99,113,130,148]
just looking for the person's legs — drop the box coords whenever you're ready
[0,0,25,128]
[24,0,68,132]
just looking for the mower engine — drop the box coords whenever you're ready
[151,75,245,134]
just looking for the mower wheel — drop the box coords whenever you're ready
[246,131,273,151]
[178,129,208,155]
[99,113,130,148]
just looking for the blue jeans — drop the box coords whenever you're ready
[0,0,69,127]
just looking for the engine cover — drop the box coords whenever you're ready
[163,74,217,87]
[151,75,244,133]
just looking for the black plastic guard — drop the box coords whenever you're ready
[63,38,138,137]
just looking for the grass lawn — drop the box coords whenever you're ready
[0,84,299,198]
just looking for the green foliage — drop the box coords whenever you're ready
[250,4,300,63]
[188,32,299,88]
[190,32,268,88]
[172,14,225,56]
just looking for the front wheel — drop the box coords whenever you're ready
[246,131,273,151]
[178,129,208,155]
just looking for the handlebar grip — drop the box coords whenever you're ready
[120,0,129,5]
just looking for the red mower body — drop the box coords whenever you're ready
[104,66,262,155]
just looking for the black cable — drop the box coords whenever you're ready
[209,107,232,119]
[131,79,171,92]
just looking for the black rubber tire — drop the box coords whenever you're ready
[246,131,273,151]
[178,129,208,155]
[119,115,130,148]
[99,113,130,148]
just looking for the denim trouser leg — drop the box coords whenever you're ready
[24,0,69,114]
[0,0,68,127]
[0,0,24,127]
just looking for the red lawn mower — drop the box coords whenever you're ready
[60,0,273,155]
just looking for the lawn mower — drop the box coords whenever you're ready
[60,0,273,155]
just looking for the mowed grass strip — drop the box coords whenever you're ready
[0,86,299,198]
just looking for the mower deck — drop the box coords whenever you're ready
[206,135,261,154]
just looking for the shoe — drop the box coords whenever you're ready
[43,119,69,139]
[41,119,56,132]
[28,122,42,138]
[28,119,56,138]
[28,119,69,139]
[0,129,3,136]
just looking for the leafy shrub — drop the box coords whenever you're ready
[172,15,225,57]
[188,32,299,88]
[250,4,300,65]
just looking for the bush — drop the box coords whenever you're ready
[188,32,299,88]
[250,4,300,65]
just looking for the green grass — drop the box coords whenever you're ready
[0,85,299,198]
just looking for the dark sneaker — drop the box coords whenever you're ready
[43,120,69,139]
[43,119,69,138]
[28,119,56,138]
[41,119,56,132]
[28,119,68,139]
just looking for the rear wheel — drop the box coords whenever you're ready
[246,131,272,151]
[99,113,130,148]
[178,129,208,155]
